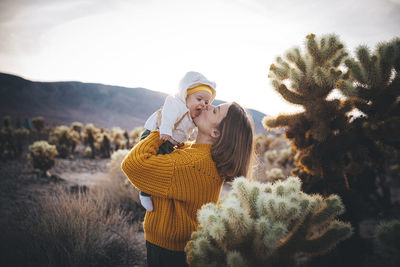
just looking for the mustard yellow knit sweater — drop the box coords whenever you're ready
[121,131,224,251]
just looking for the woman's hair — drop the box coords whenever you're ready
[211,102,254,182]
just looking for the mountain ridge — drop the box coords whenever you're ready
[0,72,268,134]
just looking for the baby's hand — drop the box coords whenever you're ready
[160,134,172,142]
[176,142,185,148]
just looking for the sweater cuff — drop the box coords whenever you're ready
[147,130,163,144]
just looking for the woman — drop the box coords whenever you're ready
[121,102,254,267]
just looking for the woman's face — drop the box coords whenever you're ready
[193,103,230,135]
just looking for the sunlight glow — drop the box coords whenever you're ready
[0,0,399,116]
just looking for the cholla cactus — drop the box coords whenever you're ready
[83,124,99,158]
[185,177,352,267]
[97,131,112,158]
[375,220,400,252]
[28,141,58,177]
[2,115,11,128]
[49,125,79,158]
[340,38,400,149]
[71,122,83,133]
[266,168,285,180]
[254,134,275,155]
[84,147,92,158]
[13,128,30,156]
[264,34,355,194]
[277,147,295,167]
[264,150,278,163]
[0,117,16,159]
[129,127,145,148]
[342,38,400,205]
[111,127,129,150]
[31,116,45,133]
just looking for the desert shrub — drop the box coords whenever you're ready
[94,149,144,221]
[27,141,58,177]
[8,186,143,267]
[185,176,352,267]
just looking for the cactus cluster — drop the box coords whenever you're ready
[129,127,145,146]
[0,116,31,159]
[31,116,45,132]
[254,132,296,183]
[262,34,400,265]
[48,125,80,158]
[27,140,58,177]
[254,134,276,155]
[341,38,400,151]
[264,34,354,194]
[111,127,130,151]
[264,34,400,199]
[341,38,400,203]
[185,177,352,267]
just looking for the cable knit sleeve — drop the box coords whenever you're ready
[121,131,174,197]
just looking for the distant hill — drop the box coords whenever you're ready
[0,72,269,134]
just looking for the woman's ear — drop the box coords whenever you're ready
[211,128,220,139]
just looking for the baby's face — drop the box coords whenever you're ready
[186,91,212,119]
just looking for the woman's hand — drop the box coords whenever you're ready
[160,134,172,142]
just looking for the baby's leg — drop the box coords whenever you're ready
[139,192,154,212]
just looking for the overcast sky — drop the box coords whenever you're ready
[1,0,399,116]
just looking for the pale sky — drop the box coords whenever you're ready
[1,0,399,115]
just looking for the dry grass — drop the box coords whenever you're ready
[1,185,145,267]
[94,149,145,222]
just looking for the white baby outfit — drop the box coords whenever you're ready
[143,71,216,144]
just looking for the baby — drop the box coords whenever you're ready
[138,71,216,211]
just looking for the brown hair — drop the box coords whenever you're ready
[211,102,254,182]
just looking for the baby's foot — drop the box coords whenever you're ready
[139,195,154,211]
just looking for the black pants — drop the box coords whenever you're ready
[146,241,188,267]
[139,129,175,197]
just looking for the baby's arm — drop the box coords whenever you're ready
[159,96,181,141]
[160,134,171,142]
